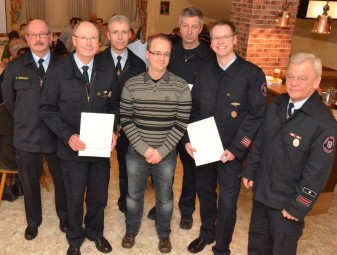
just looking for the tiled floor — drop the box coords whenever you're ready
[1,152,336,255]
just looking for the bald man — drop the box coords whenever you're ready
[2,19,68,241]
[40,21,119,255]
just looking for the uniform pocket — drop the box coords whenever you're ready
[14,80,31,90]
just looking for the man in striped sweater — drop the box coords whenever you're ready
[120,33,192,253]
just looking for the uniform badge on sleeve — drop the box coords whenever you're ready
[297,195,312,207]
[240,136,252,148]
[261,82,267,97]
[323,136,335,153]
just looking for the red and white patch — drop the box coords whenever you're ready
[261,82,267,97]
[240,136,252,148]
[323,136,335,153]
[297,195,312,207]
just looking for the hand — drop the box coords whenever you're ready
[111,133,118,151]
[185,143,196,159]
[144,147,155,159]
[220,149,235,163]
[146,149,163,164]
[242,177,254,189]
[68,134,86,151]
[282,209,299,221]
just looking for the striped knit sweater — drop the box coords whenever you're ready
[120,70,192,158]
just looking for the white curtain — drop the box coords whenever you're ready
[25,0,45,20]
[68,0,92,21]
[94,0,137,22]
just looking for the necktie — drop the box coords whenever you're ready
[38,59,45,79]
[287,102,294,119]
[82,66,90,100]
[116,56,122,76]
[82,65,89,84]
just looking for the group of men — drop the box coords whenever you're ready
[1,6,336,255]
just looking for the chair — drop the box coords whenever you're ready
[0,168,17,206]
[0,167,50,207]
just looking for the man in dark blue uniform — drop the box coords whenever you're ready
[185,20,267,254]
[243,53,337,255]
[2,19,68,240]
[96,15,146,216]
[40,21,119,255]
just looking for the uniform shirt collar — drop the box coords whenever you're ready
[73,53,94,78]
[32,51,51,69]
[111,49,128,69]
[288,97,309,111]
[218,53,237,71]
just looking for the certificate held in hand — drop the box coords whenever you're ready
[79,112,115,158]
[187,117,224,166]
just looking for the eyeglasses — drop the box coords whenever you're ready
[27,32,51,38]
[148,50,170,58]
[211,34,234,42]
[73,35,99,42]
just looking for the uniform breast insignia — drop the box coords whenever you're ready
[260,82,267,97]
[297,195,312,207]
[302,187,317,198]
[15,76,29,80]
[290,132,301,147]
[240,136,252,148]
[323,136,335,153]
[101,91,112,98]
[230,102,240,118]
[231,111,237,118]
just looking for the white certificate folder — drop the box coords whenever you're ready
[79,112,115,158]
[187,117,224,166]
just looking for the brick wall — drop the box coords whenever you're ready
[231,0,300,76]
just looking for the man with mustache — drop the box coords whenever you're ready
[2,19,68,240]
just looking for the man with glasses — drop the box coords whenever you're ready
[147,7,215,229]
[185,20,267,254]
[120,34,191,253]
[96,15,146,217]
[2,19,68,241]
[242,53,337,255]
[40,21,119,255]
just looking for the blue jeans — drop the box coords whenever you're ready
[126,145,176,237]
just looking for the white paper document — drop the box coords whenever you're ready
[187,117,224,166]
[79,112,114,158]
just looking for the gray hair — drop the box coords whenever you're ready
[178,7,203,27]
[288,53,322,76]
[108,15,130,28]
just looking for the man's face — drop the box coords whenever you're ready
[96,19,103,29]
[286,62,321,102]
[72,22,99,61]
[179,16,202,46]
[146,38,171,74]
[25,20,52,57]
[210,24,237,58]
[107,22,131,54]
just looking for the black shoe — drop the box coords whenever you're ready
[66,246,81,255]
[93,237,112,253]
[159,237,172,253]
[59,219,70,233]
[121,233,136,248]
[187,237,215,253]
[180,216,193,230]
[147,206,156,220]
[2,189,18,202]
[11,183,23,197]
[24,226,38,240]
